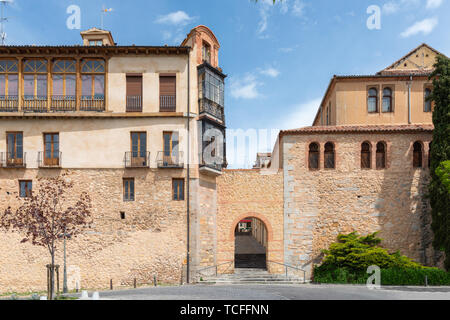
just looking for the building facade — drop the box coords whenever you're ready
[0,28,445,292]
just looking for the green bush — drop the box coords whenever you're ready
[313,232,450,285]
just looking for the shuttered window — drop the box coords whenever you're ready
[376,142,386,169]
[160,75,176,111]
[126,75,142,111]
[308,143,319,170]
[324,142,335,169]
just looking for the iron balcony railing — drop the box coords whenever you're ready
[37,151,62,168]
[199,98,225,122]
[0,96,19,112]
[126,96,143,112]
[0,152,26,168]
[157,151,184,168]
[22,95,48,112]
[80,95,105,111]
[51,95,76,112]
[124,151,150,168]
[159,95,176,112]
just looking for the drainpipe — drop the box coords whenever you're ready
[186,49,191,284]
[407,75,412,124]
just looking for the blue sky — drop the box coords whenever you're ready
[3,0,449,167]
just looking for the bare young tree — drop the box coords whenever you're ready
[0,175,92,299]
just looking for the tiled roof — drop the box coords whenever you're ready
[281,124,434,135]
[377,69,433,76]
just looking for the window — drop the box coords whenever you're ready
[19,180,32,198]
[163,131,179,165]
[173,178,184,201]
[131,132,147,166]
[202,42,211,63]
[367,88,378,113]
[424,88,432,112]
[376,142,386,169]
[123,178,135,201]
[52,60,76,97]
[428,141,432,168]
[81,60,105,97]
[126,75,143,111]
[23,59,48,98]
[89,40,103,46]
[324,142,335,169]
[6,132,23,164]
[382,87,393,112]
[413,142,423,168]
[308,143,319,170]
[201,70,224,106]
[43,133,60,166]
[361,142,371,169]
[159,75,176,111]
[0,60,18,102]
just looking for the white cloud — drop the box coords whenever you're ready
[155,11,195,26]
[400,17,438,37]
[260,67,280,78]
[292,0,306,17]
[230,75,261,100]
[383,2,399,14]
[275,98,321,130]
[426,0,443,9]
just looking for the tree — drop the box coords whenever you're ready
[428,55,450,270]
[0,175,92,299]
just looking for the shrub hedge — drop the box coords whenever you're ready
[313,232,450,286]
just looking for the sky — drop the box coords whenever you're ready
[2,0,449,167]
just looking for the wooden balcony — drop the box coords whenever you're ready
[38,151,62,168]
[160,95,176,112]
[0,96,19,112]
[80,95,105,112]
[51,96,76,112]
[126,96,142,112]
[22,96,48,112]
[0,152,26,168]
[124,151,150,168]
[157,151,184,168]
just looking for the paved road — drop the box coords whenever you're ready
[75,284,450,300]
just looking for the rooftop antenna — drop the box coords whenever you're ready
[0,0,12,45]
[100,5,113,30]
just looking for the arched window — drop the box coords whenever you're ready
[376,142,386,169]
[413,142,423,168]
[382,87,393,112]
[361,142,371,169]
[308,143,319,170]
[324,142,335,169]
[428,141,432,168]
[424,88,432,112]
[368,88,378,113]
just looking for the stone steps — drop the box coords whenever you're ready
[198,268,308,285]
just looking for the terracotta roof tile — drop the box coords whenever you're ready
[281,124,434,135]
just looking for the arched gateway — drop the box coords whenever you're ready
[234,217,268,269]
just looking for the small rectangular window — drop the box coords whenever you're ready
[19,180,32,198]
[172,178,184,201]
[123,178,135,201]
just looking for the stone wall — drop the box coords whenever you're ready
[0,169,187,293]
[282,131,442,278]
[216,169,284,274]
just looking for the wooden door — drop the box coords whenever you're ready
[163,132,179,165]
[44,133,59,166]
[131,132,147,166]
[6,132,23,166]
